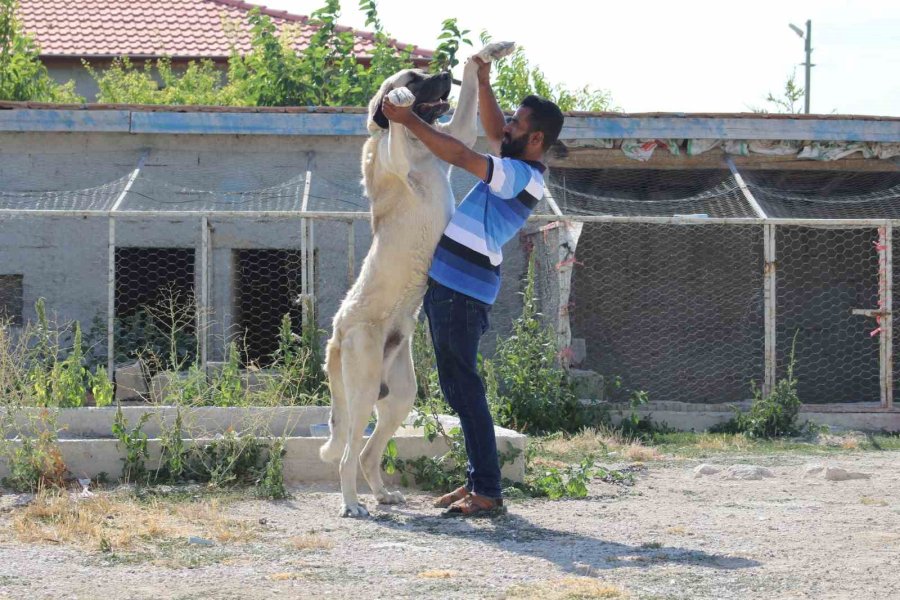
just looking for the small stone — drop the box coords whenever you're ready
[803,464,825,478]
[824,467,871,481]
[722,464,775,480]
[188,536,215,546]
[259,517,268,525]
[694,464,721,477]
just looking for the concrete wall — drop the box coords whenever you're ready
[0,131,528,362]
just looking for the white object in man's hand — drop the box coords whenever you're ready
[386,87,415,108]
[475,41,516,63]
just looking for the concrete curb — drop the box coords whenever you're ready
[0,406,526,484]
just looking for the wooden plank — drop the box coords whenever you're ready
[549,147,900,171]
[0,109,130,132]
[130,112,368,136]
[559,116,900,142]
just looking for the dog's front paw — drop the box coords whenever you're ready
[475,41,516,63]
[376,490,406,505]
[339,502,370,518]
[386,87,415,108]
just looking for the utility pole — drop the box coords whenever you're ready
[789,20,814,114]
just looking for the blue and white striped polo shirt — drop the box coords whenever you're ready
[429,155,546,304]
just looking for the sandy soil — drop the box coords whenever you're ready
[1,450,899,599]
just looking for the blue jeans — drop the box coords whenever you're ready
[423,279,501,499]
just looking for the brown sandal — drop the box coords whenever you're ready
[441,493,505,518]
[433,486,470,508]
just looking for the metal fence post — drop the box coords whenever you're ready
[764,224,777,396]
[347,219,356,286]
[107,217,116,379]
[199,215,210,373]
[880,223,893,409]
[106,151,147,379]
[300,153,314,328]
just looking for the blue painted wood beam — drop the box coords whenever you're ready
[0,107,897,142]
[130,111,368,136]
[0,109,130,132]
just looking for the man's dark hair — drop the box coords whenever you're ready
[520,95,564,151]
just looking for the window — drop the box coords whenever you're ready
[234,249,307,365]
[0,275,24,325]
[115,248,196,364]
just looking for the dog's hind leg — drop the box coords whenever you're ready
[360,336,416,505]
[319,336,347,464]
[337,326,383,518]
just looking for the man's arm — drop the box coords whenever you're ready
[474,57,505,155]
[382,97,489,182]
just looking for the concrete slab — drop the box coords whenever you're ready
[607,400,900,432]
[0,406,526,485]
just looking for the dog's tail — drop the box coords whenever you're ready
[319,337,347,463]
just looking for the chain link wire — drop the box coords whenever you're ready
[1,147,898,407]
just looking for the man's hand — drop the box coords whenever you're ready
[382,87,417,126]
[473,56,491,86]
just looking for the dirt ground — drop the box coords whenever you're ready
[1,450,899,600]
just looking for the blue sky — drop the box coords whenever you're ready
[261,0,899,116]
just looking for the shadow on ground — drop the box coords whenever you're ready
[368,504,761,575]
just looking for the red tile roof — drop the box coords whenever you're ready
[17,0,433,61]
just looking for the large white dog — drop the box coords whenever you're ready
[319,42,515,517]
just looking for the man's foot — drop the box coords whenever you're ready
[433,485,470,508]
[441,493,505,518]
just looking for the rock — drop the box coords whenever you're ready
[803,464,825,478]
[150,371,195,403]
[188,536,215,546]
[722,464,775,480]
[570,338,587,366]
[824,466,871,481]
[569,369,603,400]
[0,493,35,512]
[694,464,721,477]
[115,361,148,401]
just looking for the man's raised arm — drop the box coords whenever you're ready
[473,57,505,156]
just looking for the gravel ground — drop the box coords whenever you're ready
[1,450,899,599]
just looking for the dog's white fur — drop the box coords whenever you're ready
[319,43,515,518]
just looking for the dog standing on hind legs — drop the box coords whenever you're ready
[319,42,516,518]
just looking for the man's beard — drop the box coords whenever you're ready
[500,132,529,158]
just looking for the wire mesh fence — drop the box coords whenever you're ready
[2,147,899,408]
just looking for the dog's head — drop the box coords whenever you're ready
[368,69,453,133]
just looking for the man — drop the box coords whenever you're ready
[382,56,564,517]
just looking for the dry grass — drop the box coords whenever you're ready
[417,570,456,579]
[818,434,863,450]
[271,572,303,581]
[623,444,660,462]
[290,533,334,551]
[539,427,659,463]
[505,577,627,599]
[693,433,753,453]
[11,490,256,552]
[860,496,889,507]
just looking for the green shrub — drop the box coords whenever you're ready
[256,438,288,499]
[485,255,588,434]
[0,0,83,102]
[0,409,68,492]
[715,332,802,438]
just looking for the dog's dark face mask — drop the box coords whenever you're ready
[372,70,453,129]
